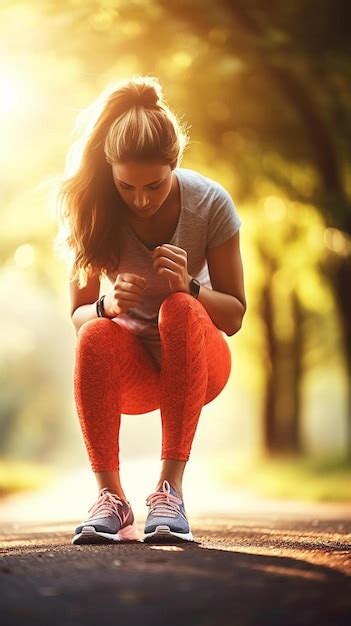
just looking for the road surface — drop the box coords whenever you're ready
[1,508,350,625]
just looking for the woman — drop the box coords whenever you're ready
[55,74,246,546]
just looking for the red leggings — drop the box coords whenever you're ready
[73,292,232,472]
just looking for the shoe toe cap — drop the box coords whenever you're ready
[75,516,119,534]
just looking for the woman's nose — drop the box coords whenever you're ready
[133,193,150,208]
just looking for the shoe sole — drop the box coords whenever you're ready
[72,521,143,545]
[143,524,194,543]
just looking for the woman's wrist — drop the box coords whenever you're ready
[96,295,106,317]
[97,293,114,318]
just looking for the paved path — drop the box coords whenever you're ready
[0,462,350,625]
[1,511,350,625]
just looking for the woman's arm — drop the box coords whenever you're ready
[70,272,116,334]
[194,230,246,336]
[195,285,245,336]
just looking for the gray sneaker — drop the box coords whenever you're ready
[144,479,194,543]
[72,487,142,545]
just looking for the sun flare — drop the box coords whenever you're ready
[0,69,23,117]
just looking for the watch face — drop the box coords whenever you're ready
[190,278,200,297]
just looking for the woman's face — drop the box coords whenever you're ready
[111,160,174,222]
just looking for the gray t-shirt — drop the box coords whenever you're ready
[107,166,242,367]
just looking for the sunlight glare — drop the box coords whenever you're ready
[263,196,287,221]
[324,227,351,257]
[0,69,23,117]
[14,244,36,268]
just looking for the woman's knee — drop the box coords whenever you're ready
[159,292,196,326]
[76,317,119,352]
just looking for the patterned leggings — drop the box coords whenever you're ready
[73,292,232,472]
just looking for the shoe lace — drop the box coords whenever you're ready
[146,480,184,519]
[87,488,126,523]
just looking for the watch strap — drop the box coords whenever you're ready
[189,278,201,299]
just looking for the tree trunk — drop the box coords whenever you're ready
[259,250,304,456]
[260,275,281,453]
[332,257,351,460]
[290,290,303,453]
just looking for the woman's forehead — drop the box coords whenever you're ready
[112,161,170,185]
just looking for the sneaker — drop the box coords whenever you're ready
[72,487,142,545]
[143,479,194,543]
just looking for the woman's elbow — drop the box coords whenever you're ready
[226,309,246,337]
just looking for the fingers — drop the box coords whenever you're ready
[112,272,147,313]
[115,273,147,293]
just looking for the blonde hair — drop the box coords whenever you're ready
[54,74,190,288]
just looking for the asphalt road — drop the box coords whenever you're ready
[1,511,350,626]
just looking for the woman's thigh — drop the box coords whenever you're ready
[76,318,161,415]
[202,309,232,405]
[185,295,232,405]
[113,321,161,415]
[159,293,232,405]
[78,298,231,415]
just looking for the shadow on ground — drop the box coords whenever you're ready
[1,515,350,626]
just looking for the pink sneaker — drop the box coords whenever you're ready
[72,487,142,545]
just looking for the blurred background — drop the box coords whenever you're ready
[1,0,350,514]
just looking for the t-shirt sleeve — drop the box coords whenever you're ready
[206,183,242,249]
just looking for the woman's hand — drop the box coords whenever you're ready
[104,273,147,316]
[152,244,191,294]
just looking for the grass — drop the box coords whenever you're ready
[0,460,58,498]
[215,453,351,502]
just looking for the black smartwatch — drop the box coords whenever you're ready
[96,294,108,317]
[189,277,201,299]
